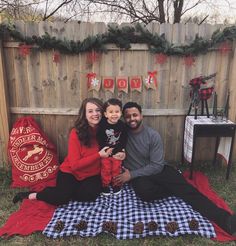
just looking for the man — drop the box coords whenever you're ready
[114,101,236,236]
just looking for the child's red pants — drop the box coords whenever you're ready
[101,157,121,187]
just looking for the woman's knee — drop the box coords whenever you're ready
[75,180,102,201]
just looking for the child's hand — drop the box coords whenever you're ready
[113,151,126,160]
[99,147,113,158]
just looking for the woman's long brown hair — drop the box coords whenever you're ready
[74,98,103,146]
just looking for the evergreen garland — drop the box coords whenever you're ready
[0,22,235,56]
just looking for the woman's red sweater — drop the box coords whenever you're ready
[60,127,101,181]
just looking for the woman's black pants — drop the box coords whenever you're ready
[36,170,102,205]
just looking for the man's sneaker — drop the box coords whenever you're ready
[226,214,236,236]
[113,186,122,195]
[102,187,110,196]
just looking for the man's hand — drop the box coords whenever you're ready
[113,168,131,186]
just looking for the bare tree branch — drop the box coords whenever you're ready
[198,14,209,25]
[42,0,74,20]
[181,0,204,15]
[0,0,235,24]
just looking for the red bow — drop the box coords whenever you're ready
[147,71,157,86]
[148,71,157,77]
[87,72,96,79]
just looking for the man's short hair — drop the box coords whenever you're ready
[122,102,142,114]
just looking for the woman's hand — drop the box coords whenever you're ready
[99,146,113,158]
[113,151,126,160]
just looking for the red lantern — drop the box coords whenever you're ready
[184,55,195,67]
[53,51,61,64]
[218,42,232,55]
[19,44,32,57]
[155,53,168,64]
[86,51,101,65]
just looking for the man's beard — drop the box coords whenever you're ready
[126,120,142,130]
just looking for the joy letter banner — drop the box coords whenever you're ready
[86,70,158,93]
[130,76,142,92]
[116,76,129,93]
[102,77,115,93]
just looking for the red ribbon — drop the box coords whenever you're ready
[87,72,96,79]
[147,71,157,86]
[148,71,157,77]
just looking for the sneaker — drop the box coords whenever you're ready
[102,187,110,196]
[226,214,236,236]
[12,191,31,204]
[113,186,122,195]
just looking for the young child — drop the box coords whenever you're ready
[97,98,127,195]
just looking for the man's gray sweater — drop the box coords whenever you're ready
[123,124,166,179]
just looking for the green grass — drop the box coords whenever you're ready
[0,162,236,245]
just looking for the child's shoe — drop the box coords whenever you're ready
[113,186,122,195]
[102,186,110,196]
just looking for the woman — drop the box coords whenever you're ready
[13,98,124,205]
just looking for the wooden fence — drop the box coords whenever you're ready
[0,21,236,167]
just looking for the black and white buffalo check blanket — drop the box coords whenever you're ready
[43,184,216,239]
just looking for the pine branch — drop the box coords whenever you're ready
[0,22,235,56]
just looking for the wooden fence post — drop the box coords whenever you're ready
[0,40,10,167]
[229,43,236,122]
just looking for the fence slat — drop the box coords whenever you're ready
[0,41,10,166]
